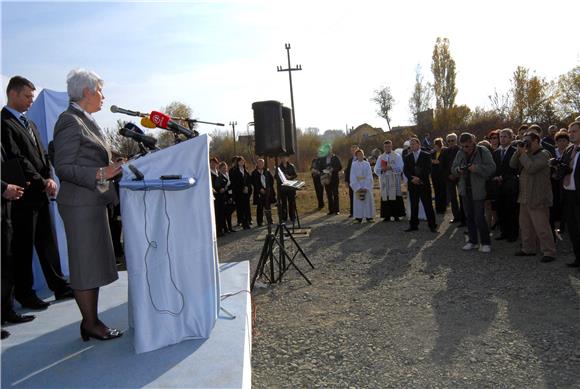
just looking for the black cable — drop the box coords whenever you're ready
[142,180,185,316]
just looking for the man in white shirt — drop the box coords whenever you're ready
[562,121,580,268]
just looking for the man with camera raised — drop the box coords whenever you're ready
[452,132,496,253]
[509,131,556,263]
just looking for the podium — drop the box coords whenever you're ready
[119,135,220,354]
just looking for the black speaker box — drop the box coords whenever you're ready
[282,106,296,155]
[252,100,286,156]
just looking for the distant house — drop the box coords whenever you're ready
[348,123,384,140]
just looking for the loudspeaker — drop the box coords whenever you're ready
[252,101,286,156]
[282,106,296,155]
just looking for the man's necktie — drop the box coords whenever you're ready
[20,115,38,147]
[501,148,506,161]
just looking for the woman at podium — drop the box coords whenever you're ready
[53,69,123,341]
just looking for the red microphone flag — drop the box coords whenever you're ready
[149,111,171,129]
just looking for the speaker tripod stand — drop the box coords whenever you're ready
[250,209,314,291]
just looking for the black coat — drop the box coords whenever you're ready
[318,154,342,183]
[344,156,355,184]
[229,166,252,198]
[561,144,580,202]
[493,146,519,195]
[430,148,446,181]
[251,168,276,205]
[439,145,460,181]
[1,108,51,207]
[404,150,432,189]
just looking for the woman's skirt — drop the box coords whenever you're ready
[58,204,118,290]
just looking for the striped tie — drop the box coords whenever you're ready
[20,115,38,147]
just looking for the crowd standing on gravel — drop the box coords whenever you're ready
[210,120,580,273]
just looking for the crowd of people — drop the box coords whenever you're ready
[210,121,580,273]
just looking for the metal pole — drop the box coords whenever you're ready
[230,121,237,155]
[277,43,302,168]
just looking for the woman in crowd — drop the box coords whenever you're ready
[210,157,227,237]
[219,161,236,233]
[350,149,375,223]
[487,130,500,151]
[229,156,252,229]
[53,69,123,341]
[430,137,447,214]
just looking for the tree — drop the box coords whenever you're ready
[432,104,471,134]
[431,37,457,111]
[104,119,142,158]
[408,64,433,124]
[488,89,512,122]
[371,86,395,130]
[556,65,580,115]
[509,66,556,125]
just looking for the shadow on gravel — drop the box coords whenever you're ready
[424,224,580,387]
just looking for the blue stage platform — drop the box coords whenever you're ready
[1,261,251,388]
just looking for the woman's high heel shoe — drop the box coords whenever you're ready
[80,325,123,341]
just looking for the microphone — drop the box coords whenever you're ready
[119,123,158,150]
[110,105,146,117]
[140,116,157,129]
[149,111,196,139]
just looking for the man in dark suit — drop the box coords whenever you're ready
[403,137,437,232]
[2,144,34,339]
[320,146,342,215]
[310,157,324,210]
[439,133,464,225]
[1,76,72,310]
[562,121,580,268]
[343,144,358,217]
[492,128,519,242]
[253,158,276,226]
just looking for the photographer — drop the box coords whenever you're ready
[452,132,496,253]
[492,129,519,242]
[509,131,555,263]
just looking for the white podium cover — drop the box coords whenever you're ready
[120,135,220,353]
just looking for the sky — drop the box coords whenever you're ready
[1,0,579,137]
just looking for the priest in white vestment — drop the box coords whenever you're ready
[350,149,375,223]
[374,140,406,222]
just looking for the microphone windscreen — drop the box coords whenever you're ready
[140,117,157,129]
[125,122,144,134]
[110,105,119,113]
[150,111,170,129]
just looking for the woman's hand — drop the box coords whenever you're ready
[97,162,123,181]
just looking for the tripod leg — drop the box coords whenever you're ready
[276,243,312,285]
[283,224,315,269]
[251,234,273,290]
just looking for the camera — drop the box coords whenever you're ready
[550,158,572,180]
[515,138,531,148]
[459,163,472,173]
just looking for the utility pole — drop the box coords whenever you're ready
[230,121,237,155]
[277,43,302,168]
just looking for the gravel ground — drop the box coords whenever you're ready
[217,211,580,389]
